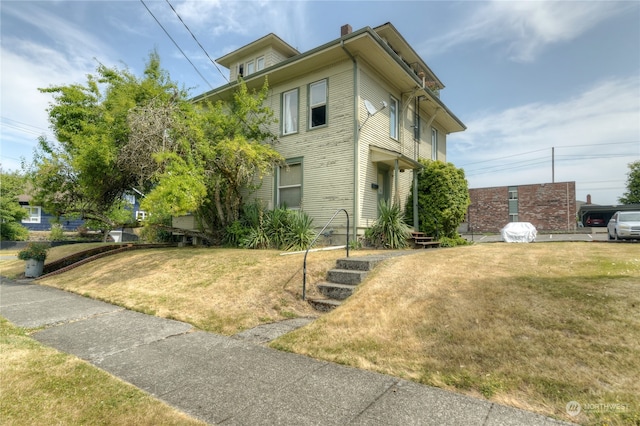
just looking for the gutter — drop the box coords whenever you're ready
[364,29,466,132]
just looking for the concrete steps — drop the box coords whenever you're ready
[307,256,386,311]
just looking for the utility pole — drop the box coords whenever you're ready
[552,147,555,183]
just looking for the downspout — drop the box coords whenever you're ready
[342,40,359,241]
[413,96,420,231]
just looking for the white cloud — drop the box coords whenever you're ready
[172,0,309,52]
[448,77,640,204]
[423,1,631,62]
[2,2,114,65]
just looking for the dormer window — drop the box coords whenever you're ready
[256,56,265,71]
[246,60,255,75]
[237,63,244,78]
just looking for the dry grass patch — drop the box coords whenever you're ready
[0,317,205,426]
[35,246,373,334]
[0,242,110,278]
[272,243,640,425]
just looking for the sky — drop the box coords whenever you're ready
[1,0,639,206]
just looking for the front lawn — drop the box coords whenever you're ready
[272,243,640,425]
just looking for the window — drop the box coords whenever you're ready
[508,186,518,222]
[246,60,255,76]
[237,63,244,78]
[21,206,41,224]
[282,89,298,135]
[309,79,327,128]
[136,211,148,221]
[277,160,302,209]
[389,96,398,139]
[431,128,438,160]
[256,56,265,71]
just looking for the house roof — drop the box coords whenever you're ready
[215,33,299,68]
[372,22,444,90]
[370,145,423,170]
[193,24,465,134]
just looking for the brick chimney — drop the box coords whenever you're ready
[341,24,352,37]
[586,194,592,204]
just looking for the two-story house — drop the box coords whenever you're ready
[191,23,465,242]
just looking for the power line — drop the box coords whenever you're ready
[458,141,639,168]
[458,148,547,167]
[141,1,278,140]
[556,153,636,160]
[555,141,640,149]
[164,0,229,84]
[465,155,549,173]
[466,159,550,177]
[1,123,46,137]
[139,0,214,90]
[1,117,49,133]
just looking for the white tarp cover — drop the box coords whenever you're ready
[501,222,537,243]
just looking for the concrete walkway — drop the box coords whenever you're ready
[1,278,574,425]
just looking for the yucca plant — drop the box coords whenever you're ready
[366,200,412,249]
[240,202,272,249]
[266,206,290,249]
[283,210,316,251]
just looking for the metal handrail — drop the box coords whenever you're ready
[302,209,349,300]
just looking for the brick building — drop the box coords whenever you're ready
[467,182,577,233]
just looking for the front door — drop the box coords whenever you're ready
[377,164,391,216]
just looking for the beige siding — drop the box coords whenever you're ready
[356,66,422,229]
[245,59,448,236]
[249,59,356,235]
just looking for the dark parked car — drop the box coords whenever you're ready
[585,215,606,227]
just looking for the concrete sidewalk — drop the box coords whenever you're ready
[1,278,573,425]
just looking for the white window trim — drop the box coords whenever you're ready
[282,89,299,135]
[256,56,265,71]
[277,160,302,210]
[309,79,327,129]
[390,96,399,140]
[246,60,255,76]
[21,206,42,224]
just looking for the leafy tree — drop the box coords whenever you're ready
[141,79,284,242]
[31,52,282,245]
[28,52,185,235]
[619,161,640,204]
[0,169,29,241]
[405,160,470,239]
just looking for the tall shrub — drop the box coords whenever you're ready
[405,160,470,239]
